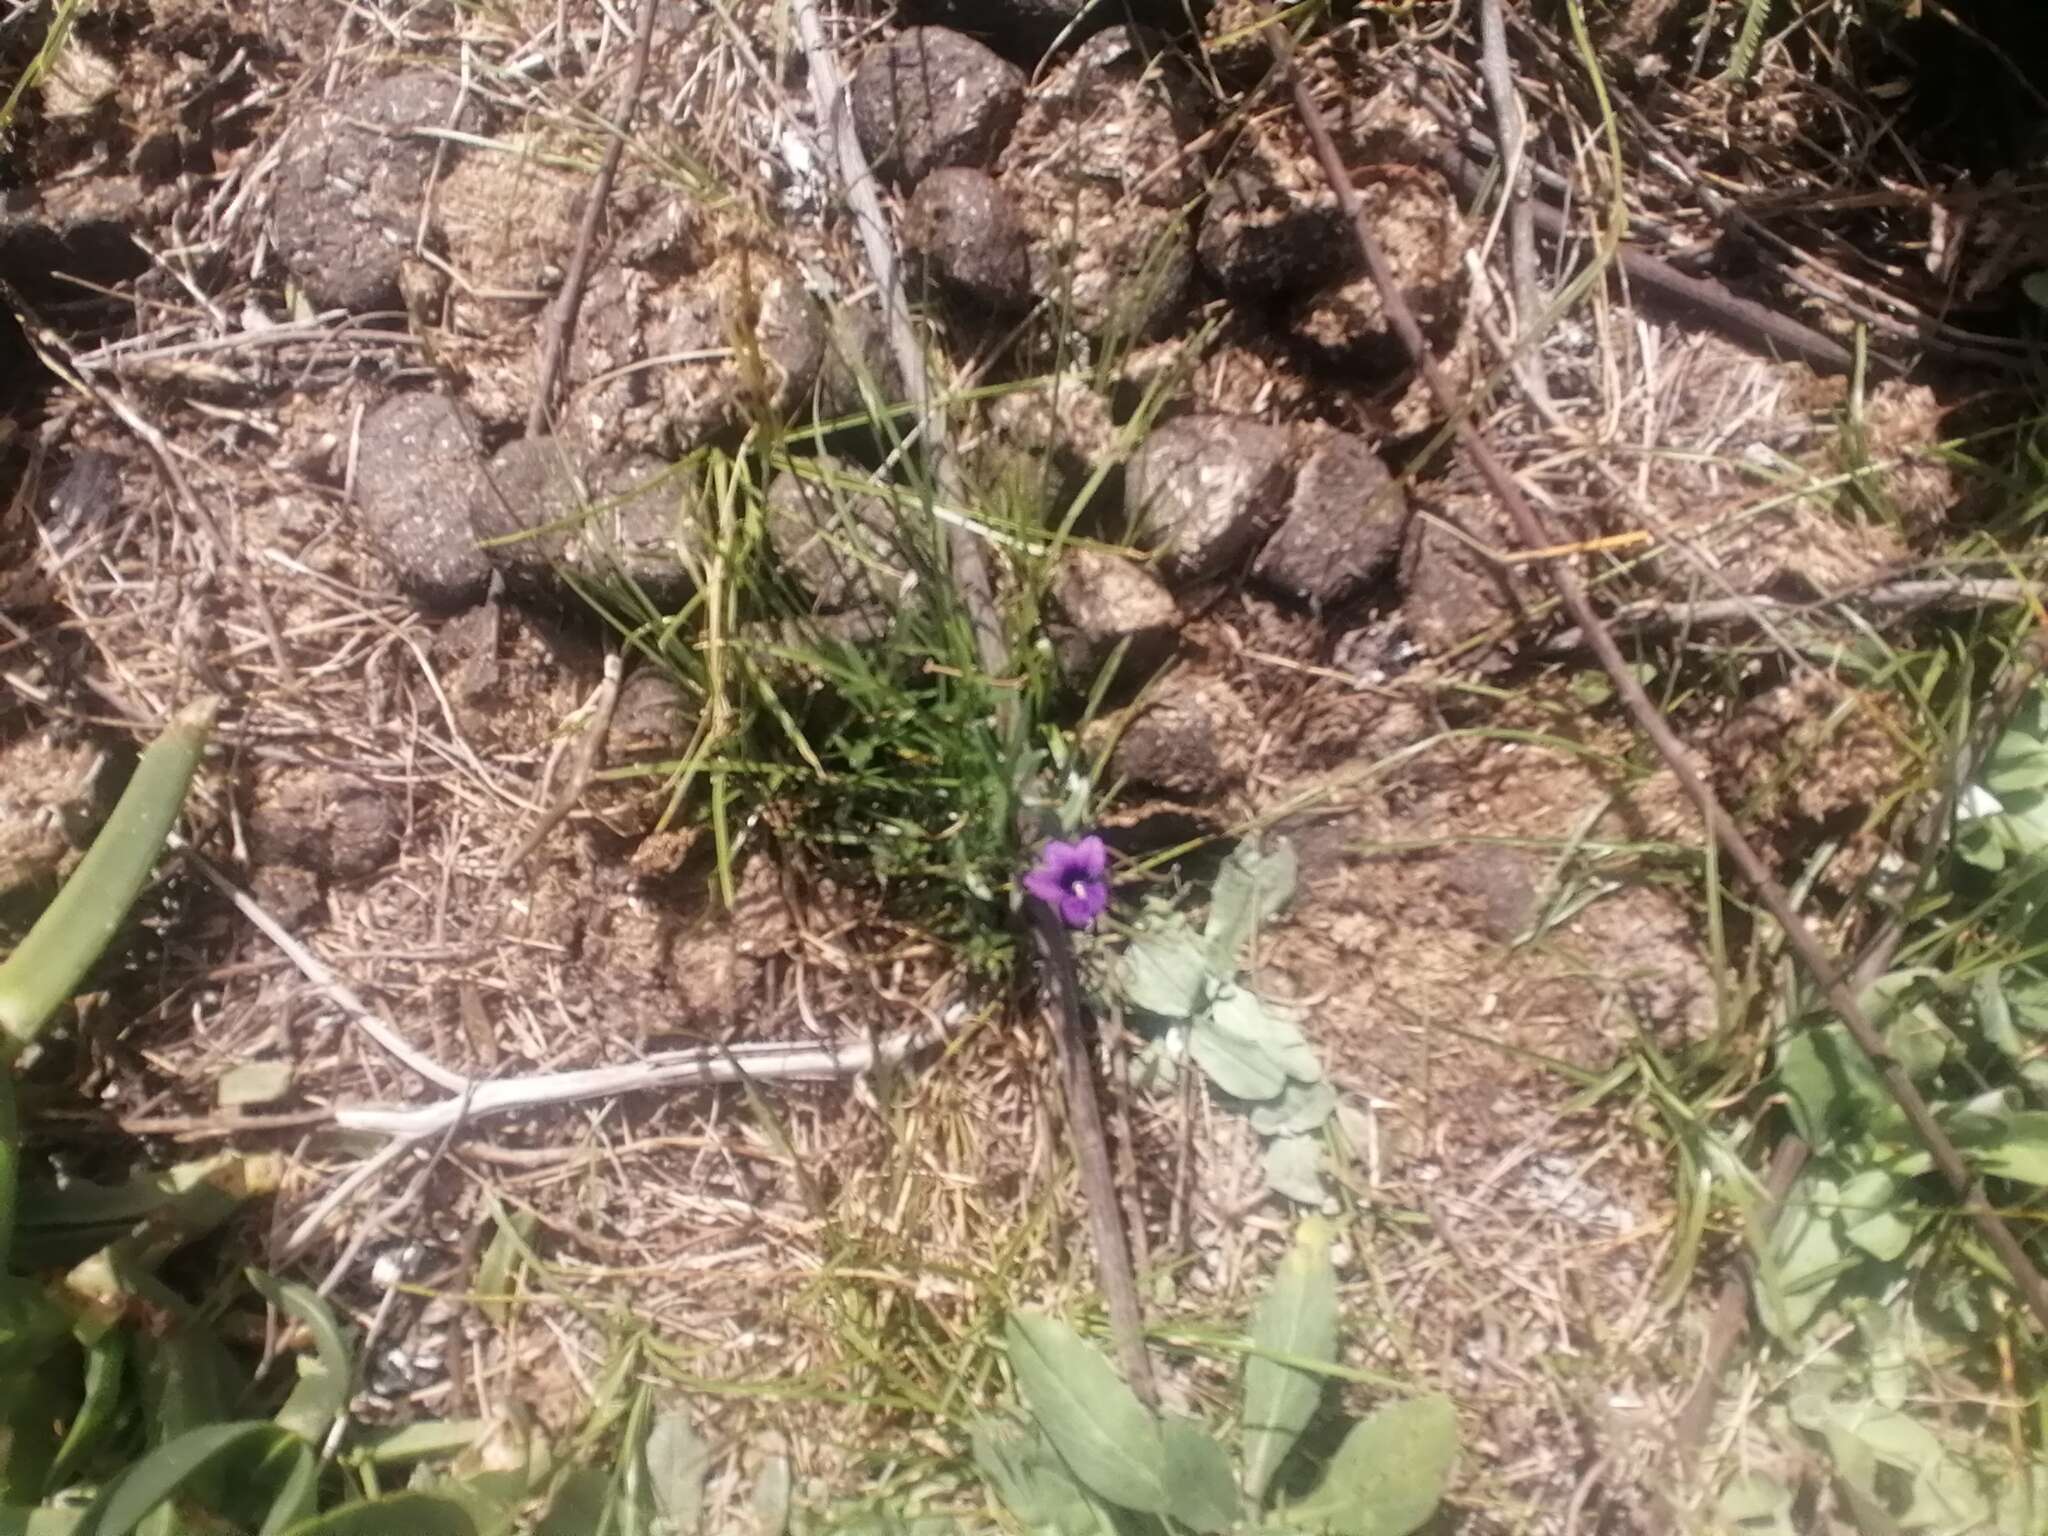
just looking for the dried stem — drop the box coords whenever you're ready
[525,0,661,438]
[1274,11,2048,1335]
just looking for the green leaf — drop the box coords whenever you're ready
[1204,839,1298,966]
[0,1506,83,1535]
[0,1340,80,1504]
[0,1274,70,1375]
[2023,271,2048,311]
[1187,1014,1288,1100]
[474,1207,537,1328]
[1277,1396,1459,1536]
[0,1070,16,1273]
[1262,1135,1328,1206]
[247,1269,353,1448]
[1948,1106,2048,1186]
[970,1422,1093,1536]
[0,699,214,1058]
[644,1408,710,1534]
[1242,1217,1339,1504]
[74,1421,286,1536]
[276,1492,480,1536]
[1120,921,1212,1019]
[1160,1420,1237,1534]
[1250,1079,1338,1137]
[45,1328,127,1495]
[254,1444,319,1536]
[1210,989,1321,1084]
[1003,1314,1169,1515]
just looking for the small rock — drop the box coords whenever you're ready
[1397,498,1526,655]
[1196,158,1345,301]
[995,27,1199,339]
[816,302,907,422]
[763,455,906,613]
[468,437,577,597]
[565,251,825,455]
[611,666,694,760]
[1252,430,1407,610]
[983,371,1118,513]
[850,28,1027,185]
[251,864,326,928]
[0,205,146,306]
[247,766,400,880]
[270,72,482,313]
[567,456,696,610]
[1438,845,1539,943]
[1046,548,1179,689]
[1290,175,1466,378]
[353,393,491,609]
[905,168,1031,311]
[1126,413,1293,584]
[1109,675,1252,801]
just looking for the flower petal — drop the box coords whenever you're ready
[1072,835,1108,880]
[1022,868,1066,907]
[1059,891,1098,928]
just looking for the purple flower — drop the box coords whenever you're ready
[1023,835,1112,929]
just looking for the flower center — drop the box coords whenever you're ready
[1069,879,1089,900]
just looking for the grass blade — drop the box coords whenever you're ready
[0,699,214,1060]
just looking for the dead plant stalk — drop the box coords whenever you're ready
[1271,13,2048,1334]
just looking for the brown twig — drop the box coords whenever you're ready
[1474,0,1548,406]
[1274,13,2048,1337]
[1544,575,2046,651]
[524,0,661,439]
[496,648,623,874]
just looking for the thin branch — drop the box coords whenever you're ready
[1274,9,2048,1336]
[524,0,661,438]
[1474,0,1548,406]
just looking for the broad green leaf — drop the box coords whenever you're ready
[24,1152,282,1276]
[247,1269,353,1447]
[254,1445,318,1536]
[970,1422,1093,1536]
[1120,921,1211,1020]
[74,1421,286,1536]
[1242,1217,1339,1504]
[2024,270,2048,311]
[1003,1314,1169,1514]
[0,1506,82,1535]
[0,1344,80,1504]
[1204,840,1298,965]
[0,699,214,1058]
[1160,1420,1237,1534]
[644,1408,710,1534]
[1187,1014,1288,1101]
[349,1421,487,1466]
[1949,1106,2048,1186]
[1714,1470,1796,1533]
[1209,989,1321,1084]
[1262,1135,1328,1206]
[45,1328,126,1495]
[1776,1021,1895,1149]
[1755,1172,1857,1340]
[474,1207,537,1327]
[1250,1079,1338,1137]
[1837,1166,1920,1262]
[0,1069,16,1273]
[533,1467,608,1536]
[1278,1396,1459,1536]
[1802,1397,1993,1530]
[277,1492,479,1536]
[219,1062,295,1108]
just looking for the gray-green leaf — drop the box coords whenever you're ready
[1210,988,1321,1085]
[1278,1396,1459,1536]
[643,1409,711,1535]
[1242,1217,1339,1504]
[1003,1314,1169,1515]
[1161,1420,1238,1534]
[1262,1136,1328,1206]
[1121,921,1213,1020]
[1204,839,1297,965]
[969,1422,1093,1536]
[1188,1014,1288,1101]
[1250,1079,1338,1137]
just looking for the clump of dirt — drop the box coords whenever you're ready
[0,733,104,893]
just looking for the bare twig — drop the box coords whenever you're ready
[524,0,661,438]
[1545,575,2044,651]
[1474,0,1547,405]
[1275,10,2048,1336]
[496,648,624,874]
